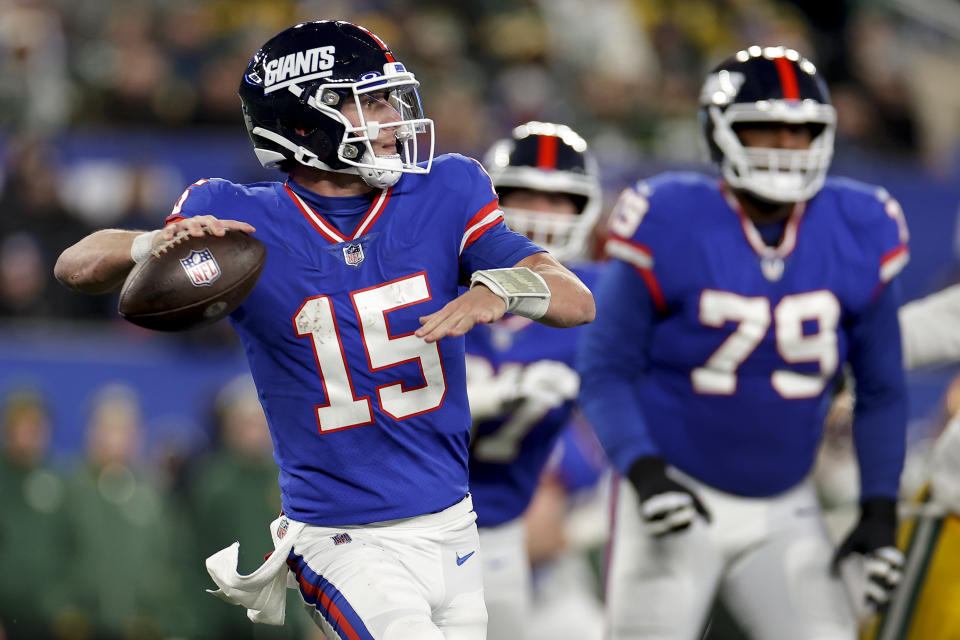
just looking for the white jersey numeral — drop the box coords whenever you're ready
[170,179,210,217]
[352,274,446,420]
[294,273,446,432]
[691,290,771,395]
[608,187,650,238]
[692,289,840,398]
[295,296,373,431]
[470,363,544,463]
[772,290,840,398]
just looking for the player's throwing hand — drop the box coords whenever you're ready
[627,456,711,536]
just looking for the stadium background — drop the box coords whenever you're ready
[1,1,960,638]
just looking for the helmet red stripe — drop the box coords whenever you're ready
[773,57,800,100]
[350,22,396,62]
[536,135,559,170]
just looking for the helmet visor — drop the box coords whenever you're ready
[319,68,434,175]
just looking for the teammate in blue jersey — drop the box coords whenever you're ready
[577,46,909,639]
[54,21,594,640]
[464,121,605,640]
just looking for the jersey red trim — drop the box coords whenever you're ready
[880,244,909,283]
[461,199,503,252]
[462,218,503,252]
[465,199,500,230]
[721,182,806,260]
[635,265,666,313]
[284,183,392,244]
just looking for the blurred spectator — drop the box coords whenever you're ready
[184,374,314,639]
[0,389,72,640]
[0,0,70,134]
[0,135,113,320]
[841,9,918,156]
[60,383,181,639]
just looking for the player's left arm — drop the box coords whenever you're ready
[416,252,594,343]
[834,279,908,608]
[513,251,596,327]
[848,280,908,501]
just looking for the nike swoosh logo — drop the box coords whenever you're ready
[456,551,475,566]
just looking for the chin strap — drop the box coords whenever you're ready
[357,153,402,188]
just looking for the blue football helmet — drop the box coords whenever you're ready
[239,20,434,188]
[484,121,602,263]
[699,46,836,204]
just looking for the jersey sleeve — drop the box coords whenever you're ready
[576,259,660,474]
[164,178,228,224]
[602,177,680,313]
[847,278,908,501]
[455,156,544,277]
[874,189,910,287]
[835,181,910,291]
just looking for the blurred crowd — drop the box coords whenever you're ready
[0,375,322,640]
[2,0,960,326]
[4,0,959,163]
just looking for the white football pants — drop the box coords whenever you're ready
[478,517,532,640]
[607,473,857,640]
[292,495,487,640]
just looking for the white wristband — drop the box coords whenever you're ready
[470,267,551,320]
[130,230,160,264]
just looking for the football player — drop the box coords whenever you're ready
[865,389,960,640]
[577,46,909,639]
[463,121,605,639]
[861,287,960,639]
[54,21,595,640]
[816,291,960,640]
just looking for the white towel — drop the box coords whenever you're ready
[205,514,306,625]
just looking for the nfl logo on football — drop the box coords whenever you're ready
[343,243,364,267]
[179,249,222,286]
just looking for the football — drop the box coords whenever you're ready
[118,229,267,331]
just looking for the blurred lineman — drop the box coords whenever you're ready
[464,121,604,639]
[719,290,960,640]
[54,20,594,640]
[577,46,909,639]
[858,293,960,640]
[862,398,960,640]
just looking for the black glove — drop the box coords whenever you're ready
[627,456,711,536]
[832,496,904,610]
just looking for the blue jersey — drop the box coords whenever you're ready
[578,172,910,499]
[467,263,603,527]
[169,154,543,525]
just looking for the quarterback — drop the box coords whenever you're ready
[55,20,594,640]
